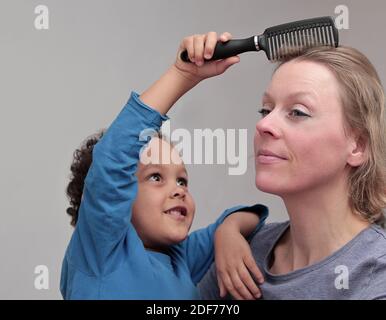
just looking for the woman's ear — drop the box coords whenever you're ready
[347,134,368,167]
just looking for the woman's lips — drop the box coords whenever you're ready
[257,154,286,164]
[256,149,287,164]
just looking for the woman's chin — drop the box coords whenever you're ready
[255,177,282,194]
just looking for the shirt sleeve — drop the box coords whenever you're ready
[182,204,268,285]
[69,92,168,276]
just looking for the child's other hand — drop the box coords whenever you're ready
[174,32,240,83]
[214,225,264,300]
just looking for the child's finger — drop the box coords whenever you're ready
[220,272,243,300]
[193,34,205,66]
[204,31,217,60]
[238,265,261,299]
[229,272,255,300]
[215,56,240,74]
[182,37,195,62]
[216,275,227,298]
[220,32,233,42]
[244,255,264,284]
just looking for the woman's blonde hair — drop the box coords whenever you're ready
[277,46,386,226]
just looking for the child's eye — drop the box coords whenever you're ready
[177,177,188,187]
[258,108,271,118]
[148,173,162,182]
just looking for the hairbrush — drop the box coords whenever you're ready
[180,16,339,62]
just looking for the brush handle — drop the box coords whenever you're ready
[180,36,258,62]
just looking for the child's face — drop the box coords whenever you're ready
[132,137,195,252]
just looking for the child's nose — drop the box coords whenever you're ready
[170,185,186,199]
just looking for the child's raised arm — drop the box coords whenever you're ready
[140,32,240,115]
[63,32,240,280]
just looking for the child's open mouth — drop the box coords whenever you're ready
[164,206,187,220]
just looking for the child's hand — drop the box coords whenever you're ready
[214,224,264,300]
[173,32,240,83]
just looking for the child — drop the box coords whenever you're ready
[60,32,268,300]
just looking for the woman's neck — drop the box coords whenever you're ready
[273,181,370,273]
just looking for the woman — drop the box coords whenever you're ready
[199,46,386,299]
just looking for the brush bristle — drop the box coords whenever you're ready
[265,21,338,61]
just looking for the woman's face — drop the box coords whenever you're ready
[254,60,361,196]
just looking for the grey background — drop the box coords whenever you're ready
[1,0,385,299]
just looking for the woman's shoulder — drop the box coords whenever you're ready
[255,220,289,236]
[363,224,386,258]
[360,225,386,299]
[249,220,289,256]
[369,224,386,239]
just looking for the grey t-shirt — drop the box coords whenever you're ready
[199,221,386,300]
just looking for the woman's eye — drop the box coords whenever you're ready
[177,177,188,187]
[289,109,310,118]
[258,108,271,117]
[148,173,161,182]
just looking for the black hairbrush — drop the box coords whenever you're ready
[180,16,339,62]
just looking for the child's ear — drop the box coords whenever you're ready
[347,134,368,167]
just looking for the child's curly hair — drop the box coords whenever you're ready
[66,130,105,227]
[66,129,170,227]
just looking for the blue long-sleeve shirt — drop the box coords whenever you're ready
[60,92,268,299]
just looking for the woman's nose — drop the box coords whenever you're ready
[255,113,281,139]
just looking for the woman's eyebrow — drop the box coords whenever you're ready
[262,92,273,101]
[287,91,318,102]
[262,91,317,102]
